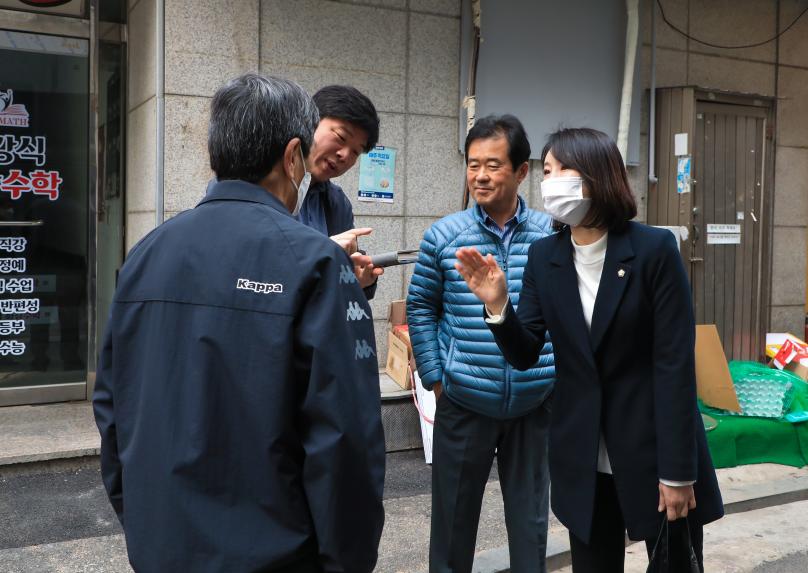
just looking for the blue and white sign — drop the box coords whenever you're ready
[358,145,396,203]
[676,156,691,194]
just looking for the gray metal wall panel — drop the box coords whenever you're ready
[460,0,640,164]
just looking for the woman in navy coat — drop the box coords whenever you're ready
[455,128,723,572]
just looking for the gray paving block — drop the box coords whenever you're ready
[0,403,99,466]
[0,535,131,573]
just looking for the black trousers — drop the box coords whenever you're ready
[568,473,704,573]
[258,554,322,573]
[429,393,552,573]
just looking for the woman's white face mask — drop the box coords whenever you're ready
[540,176,591,226]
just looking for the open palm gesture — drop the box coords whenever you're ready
[455,247,509,312]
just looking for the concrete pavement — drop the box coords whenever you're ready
[552,500,808,572]
[468,464,808,573]
[2,401,808,572]
[3,454,807,572]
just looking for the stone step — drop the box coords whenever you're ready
[0,372,424,477]
[0,401,99,477]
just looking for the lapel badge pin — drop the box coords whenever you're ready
[618,269,626,278]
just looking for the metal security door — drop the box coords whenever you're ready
[691,102,771,362]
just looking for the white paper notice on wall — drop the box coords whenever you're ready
[675,133,688,156]
[706,224,741,234]
[707,233,742,245]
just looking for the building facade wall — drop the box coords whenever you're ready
[126,0,467,364]
[260,0,464,363]
[636,0,808,336]
[125,0,808,363]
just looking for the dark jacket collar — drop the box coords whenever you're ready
[548,223,637,355]
[590,225,636,351]
[549,224,635,267]
[198,179,292,217]
[307,179,332,196]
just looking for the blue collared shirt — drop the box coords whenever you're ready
[478,197,524,252]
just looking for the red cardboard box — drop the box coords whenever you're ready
[385,300,414,390]
[766,333,808,382]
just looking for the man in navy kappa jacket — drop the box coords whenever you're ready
[93,74,385,573]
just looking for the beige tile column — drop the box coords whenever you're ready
[126,0,158,251]
[163,0,260,216]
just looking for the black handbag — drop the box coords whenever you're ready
[646,516,700,573]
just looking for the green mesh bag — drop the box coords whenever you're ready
[725,361,802,418]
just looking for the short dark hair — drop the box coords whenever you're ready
[312,85,379,152]
[541,128,637,231]
[208,73,319,183]
[464,114,531,170]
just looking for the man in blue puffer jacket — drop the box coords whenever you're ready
[408,115,555,573]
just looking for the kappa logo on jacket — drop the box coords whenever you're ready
[355,339,376,360]
[339,265,357,284]
[346,301,370,321]
[236,278,283,294]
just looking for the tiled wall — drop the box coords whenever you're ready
[126,0,808,359]
[266,0,465,364]
[772,0,808,333]
[126,0,468,364]
[126,0,259,255]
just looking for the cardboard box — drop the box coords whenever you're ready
[765,333,808,382]
[695,325,741,412]
[386,331,412,390]
[388,299,406,330]
[765,333,806,359]
[385,300,414,390]
[779,357,808,382]
[392,324,411,350]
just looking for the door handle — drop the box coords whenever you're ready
[690,257,704,263]
[0,220,43,226]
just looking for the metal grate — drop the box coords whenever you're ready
[380,397,422,453]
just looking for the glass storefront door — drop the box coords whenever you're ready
[0,30,89,404]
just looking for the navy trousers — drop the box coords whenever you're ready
[429,393,552,573]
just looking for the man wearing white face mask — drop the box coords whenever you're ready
[204,84,384,297]
[408,115,556,573]
[93,74,385,573]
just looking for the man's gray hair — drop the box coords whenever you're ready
[208,73,320,183]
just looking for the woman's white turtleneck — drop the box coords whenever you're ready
[571,231,613,474]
